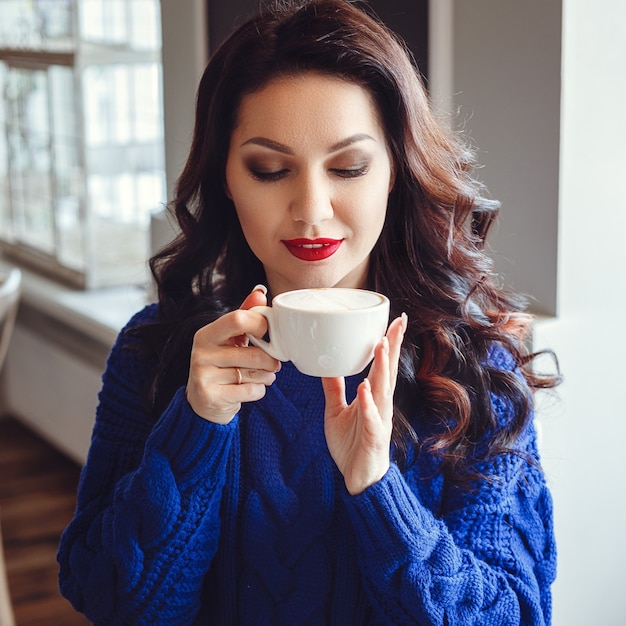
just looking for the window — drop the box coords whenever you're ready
[0,0,165,288]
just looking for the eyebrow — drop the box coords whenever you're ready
[240,133,375,155]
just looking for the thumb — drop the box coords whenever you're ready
[240,284,268,311]
[321,376,348,415]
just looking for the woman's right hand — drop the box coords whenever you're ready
[185,286,281,424]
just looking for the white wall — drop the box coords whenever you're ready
[443,0,626,623]
[0,269,146,465]
[3,322,100,465]
[160,0,208,201]
[534,1,626,623]
[452,0,562,316]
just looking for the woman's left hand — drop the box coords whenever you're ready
[322,314,407,495]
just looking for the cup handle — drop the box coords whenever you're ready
[246,305,289,361]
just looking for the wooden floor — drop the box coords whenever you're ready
[0,416,90,625]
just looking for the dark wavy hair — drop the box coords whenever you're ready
[136,0,559,485]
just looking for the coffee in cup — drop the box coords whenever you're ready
[247,288,390,377]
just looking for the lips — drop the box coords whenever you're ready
[282,238,344,261]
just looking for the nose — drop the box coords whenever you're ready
[289,172,334,225]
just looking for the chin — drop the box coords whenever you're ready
[269,265,367,293]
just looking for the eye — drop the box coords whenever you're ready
[249,168,289,182]
[330,165,369,179]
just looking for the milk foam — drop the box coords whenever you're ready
[281,289,382,311]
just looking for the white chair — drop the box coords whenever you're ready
[0,508,15,626]
[0,268,21,373]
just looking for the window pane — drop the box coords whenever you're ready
[0,62,11,239]
[79,0,127,45]
[79,0,160,50]
[130,0,161,50]
[87,173,155,285]
[0,0,164,287]
[50,66,84,272]
[0,0,74,51]
[84,65,131,145]
[133,64,163,142]
[83,59,164,285]
[6,67,55,253]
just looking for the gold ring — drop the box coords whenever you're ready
[235,367,243,385]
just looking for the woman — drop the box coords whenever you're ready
[58,1,558,624]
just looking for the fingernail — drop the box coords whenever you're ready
[401,312,408,332]
[253,284,268,295]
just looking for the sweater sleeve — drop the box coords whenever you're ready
[57,307,238,625]
[342,358,556,625]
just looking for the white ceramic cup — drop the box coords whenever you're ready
[247,287,390,377]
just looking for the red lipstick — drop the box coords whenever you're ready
[282,238,343,261]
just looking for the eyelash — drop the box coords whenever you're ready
[332,165,369,179]
[250,169,288,182]
[249,165,369,182]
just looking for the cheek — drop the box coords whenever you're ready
[234,191,276,228]
[349,183,390,233]
[231,190,280,256]
[228,186,257,240]
[227,175,258,227]
[225,162,258,223]
[233,203,263,245]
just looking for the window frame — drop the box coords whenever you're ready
[0,0,165,289]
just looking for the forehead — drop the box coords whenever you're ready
[232,72,386,143]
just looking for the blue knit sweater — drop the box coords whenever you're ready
[58,304,556,625]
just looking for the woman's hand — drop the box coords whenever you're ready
[322,314,407,495]
[186,286,281,424]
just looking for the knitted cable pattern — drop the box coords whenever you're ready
[57,305,556,625]
[239,368,351,624]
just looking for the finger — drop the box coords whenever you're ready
[195,342,280,376]
[321,376,348,416]
[368,337,391,415]
[240,284,268,311]
[194,285,269,348]
[218,381,271,406]
[186,361,276,423]
[194,308,269,348]
[355,378,392,490]
[234,285,269,347]
[356,377,387,437]
[230,366,278,387]
[386,313,407,391]
[190,379,270,422]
